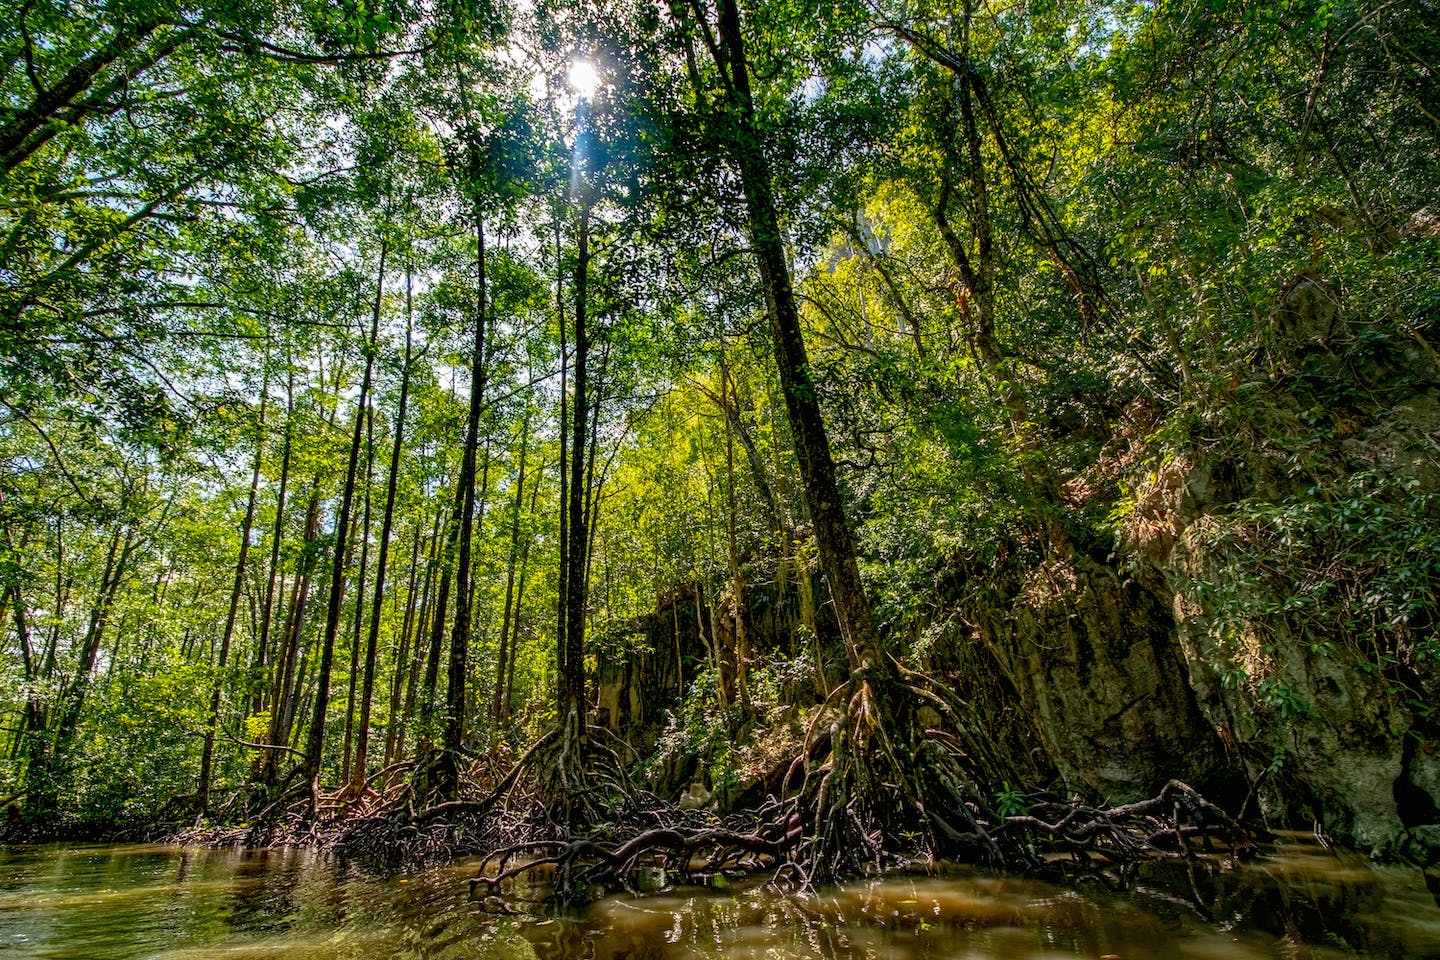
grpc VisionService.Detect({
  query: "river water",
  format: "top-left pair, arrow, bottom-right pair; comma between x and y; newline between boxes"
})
0,840 -> 1436,959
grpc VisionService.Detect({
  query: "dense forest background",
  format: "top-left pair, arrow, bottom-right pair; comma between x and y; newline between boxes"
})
2,0 -> 1438,863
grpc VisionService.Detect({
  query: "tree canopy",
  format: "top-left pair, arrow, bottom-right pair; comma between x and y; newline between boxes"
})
2,0 -> 1437,871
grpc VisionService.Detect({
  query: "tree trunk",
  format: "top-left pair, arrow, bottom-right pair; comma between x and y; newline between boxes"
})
304,240 -> 387,802
8,583 -> 45,770
493,402 -> 531,724
558,193 -> 592,815
252,369 -> 295,715
555,211 -> 571,737
340,405 -> 375,786
199,367 -> 269,814
721,362 -> 751,713
684,0 -> 1005,877
709,0 -> 882,674
502,457 -> 545,725
396,502 -> 444,765
260,486 -> 318,785
434,200 -> 489,799
27,521 -> 134,821
355,277 -> 414,790
383,518 -> 419,769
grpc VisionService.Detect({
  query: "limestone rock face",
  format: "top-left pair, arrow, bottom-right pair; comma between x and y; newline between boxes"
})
1270,272 -> 1345,355
1126,323 -> 1440,854
949,305 -> 1439,853
962,556 -> 1232,803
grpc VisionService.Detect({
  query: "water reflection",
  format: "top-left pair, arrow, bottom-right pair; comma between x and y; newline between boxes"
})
0,841 -> 1433,959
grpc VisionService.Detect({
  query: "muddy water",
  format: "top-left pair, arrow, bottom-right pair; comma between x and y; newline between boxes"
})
0,841 -> 1435,959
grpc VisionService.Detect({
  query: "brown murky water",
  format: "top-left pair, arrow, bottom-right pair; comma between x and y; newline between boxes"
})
0,840 -> 1436,958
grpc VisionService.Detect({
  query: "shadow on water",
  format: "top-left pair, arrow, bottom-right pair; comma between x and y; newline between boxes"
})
0,838 -> 1434,959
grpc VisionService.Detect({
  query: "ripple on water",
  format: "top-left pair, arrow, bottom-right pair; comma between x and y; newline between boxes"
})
0,843 -> 1435,959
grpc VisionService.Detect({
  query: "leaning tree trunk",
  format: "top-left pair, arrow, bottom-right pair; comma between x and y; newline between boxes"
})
252,370 -> 294,716
692,0 -> 1000,879
709,0 -> 881,678
259,486 -> 318,785
7,575 -> 49,792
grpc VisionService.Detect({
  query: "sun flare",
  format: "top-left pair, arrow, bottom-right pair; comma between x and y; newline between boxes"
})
568,59 -> 600,99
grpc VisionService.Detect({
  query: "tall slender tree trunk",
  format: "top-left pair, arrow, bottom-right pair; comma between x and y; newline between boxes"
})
503,458 -> 544,724
261,486 -> 319,784
340,406 -> 376,786
389,506 -> 436,766
721,362 -> 751,713
580,338 -> 611,610
199,368 -> 270,814
289,646 -> 313,751
2,524 -> 39,762
493,403 -> 531,724
253,369 -> 295,714
28,521 -> 134,821
304,240 -> 387,803
554,211 -> 570,738
677,0 -> 998,880
354,291 -> 414,790
383,519 -> 419,769
421,549 -> 453,737
436,200 -> 489,799
258,354 -> 345,786
557,192 -> 592,814
8,583 -> 44,767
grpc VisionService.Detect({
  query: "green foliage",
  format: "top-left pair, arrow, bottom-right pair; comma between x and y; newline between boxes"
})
1189,470 -> 1440,675
995,782 -> 1028,819
645,667 -> 740,788
73,665 -> 210,829
2,0 -> 1438,832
